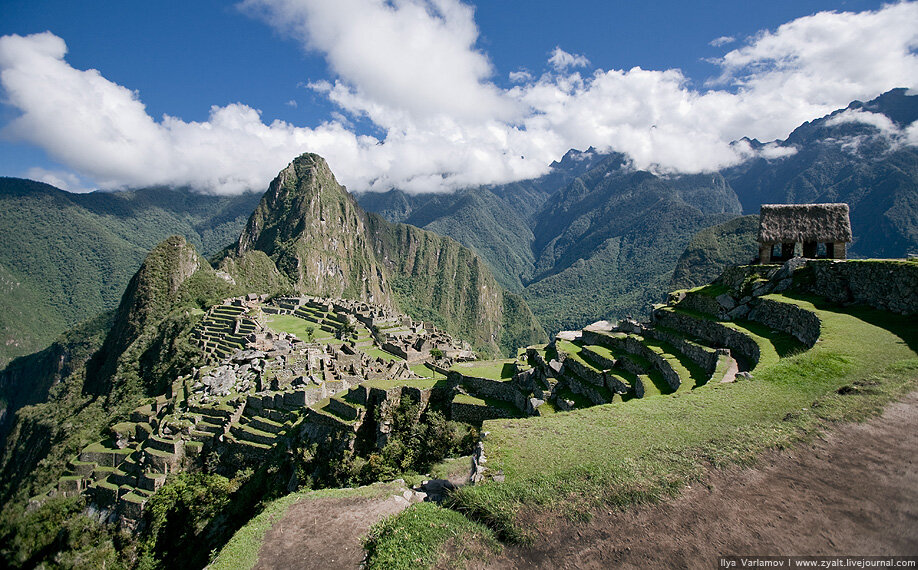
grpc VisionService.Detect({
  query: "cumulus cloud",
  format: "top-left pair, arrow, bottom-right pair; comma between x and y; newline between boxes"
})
709,35 -> 735,47
1,1 -> 917,194
547,47 -> 590,71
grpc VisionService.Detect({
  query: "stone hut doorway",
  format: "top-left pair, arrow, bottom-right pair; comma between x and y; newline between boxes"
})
757,203 -> 852,264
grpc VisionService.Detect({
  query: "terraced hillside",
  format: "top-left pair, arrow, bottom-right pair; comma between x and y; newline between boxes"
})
49,294 -> 482,523
352,258 -> 918,567
438,261 -> 814,423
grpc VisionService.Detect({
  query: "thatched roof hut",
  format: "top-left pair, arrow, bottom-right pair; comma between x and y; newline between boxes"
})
758,203 -> 852,243
757,203 -> 852,262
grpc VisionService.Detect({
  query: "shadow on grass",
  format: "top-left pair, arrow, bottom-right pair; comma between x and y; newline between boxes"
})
782,293 -> 918,355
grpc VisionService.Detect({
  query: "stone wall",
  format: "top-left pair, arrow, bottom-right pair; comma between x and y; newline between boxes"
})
450,400 -> 518,424
748,297 -> 821,347
448,371 -> 528,411
652,309 -> 761,366
618,319 -> 722,375
581,330 -> 681,391
800,260 -> 918,315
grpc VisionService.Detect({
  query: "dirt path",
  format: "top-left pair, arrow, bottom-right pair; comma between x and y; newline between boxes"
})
253,493 -> 412,570
486,391 -> 918,569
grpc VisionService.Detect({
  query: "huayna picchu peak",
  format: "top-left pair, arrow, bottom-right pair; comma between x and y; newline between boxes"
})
233,154 -> 392,306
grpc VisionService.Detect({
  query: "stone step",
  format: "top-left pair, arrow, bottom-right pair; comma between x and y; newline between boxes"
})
652,307 -> 762,368
144,434 -> 183,454
643,325 -> 723,376
107,469 -> 137,488
119,491 -> 148,520
68,459 -> 97,477
224,434 -> 273,459
580,330 -> 682,391
189,429 -> 216,443
230,424 -> 278,447
138,472 -> 167,492
143,447 -> 181,474
195,420 -> 226,434
92,480 -> 120,508
325,397 -> 363,422
244,415 -> 286,434
560,368 -> 615,406
78,441 -> 134,468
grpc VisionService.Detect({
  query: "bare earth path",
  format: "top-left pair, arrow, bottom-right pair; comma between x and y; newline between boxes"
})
253,493 -> 411,570
484,391 -> 918,569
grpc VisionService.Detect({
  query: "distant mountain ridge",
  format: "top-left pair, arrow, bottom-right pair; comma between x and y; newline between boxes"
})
0,180 -> 262,366
358,88 -> 918,332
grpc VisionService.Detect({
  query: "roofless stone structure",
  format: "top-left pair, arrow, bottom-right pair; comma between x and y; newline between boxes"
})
757,203 -> 852,264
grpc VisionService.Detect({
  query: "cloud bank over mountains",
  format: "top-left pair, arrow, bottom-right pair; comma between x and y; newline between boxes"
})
1,0 -> 917,194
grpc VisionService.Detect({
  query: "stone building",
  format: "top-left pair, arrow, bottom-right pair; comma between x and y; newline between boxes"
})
757,203 -> 852,264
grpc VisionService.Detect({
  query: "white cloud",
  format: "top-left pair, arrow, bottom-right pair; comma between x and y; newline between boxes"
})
1,2 -> 917,194
509,69 -> 533,83
285,99 -> 297,108
25,167 -> 89,192
240,0 -> 517,124
547,47 -> 590,71
825,109 -> 899,134
758,142 -> 798,160
709,35 -> 735,47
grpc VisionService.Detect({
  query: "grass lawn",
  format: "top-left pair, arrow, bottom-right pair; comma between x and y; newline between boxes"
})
363,346 -> 404,362
410,363 -> 445,379
448,295 -> 918,541
363,377 -> 447,391
364,502 -> 500,570
266,314 -> 333,342
364,294 -> 917,565
451,359 -> 517,381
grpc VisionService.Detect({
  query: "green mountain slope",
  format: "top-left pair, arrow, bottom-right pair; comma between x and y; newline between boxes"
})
360,152 -> 743,334
233,155 -> 391,305
670,215 -> 760,290
0,179 -> 261,366
221,154 -> 546,356
725,88 -> 918,258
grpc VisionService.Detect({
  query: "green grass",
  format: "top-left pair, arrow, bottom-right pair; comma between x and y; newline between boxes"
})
363,346 -> 404,362
265,314 -> 333,342
441,295 -> 918,542
409,363 -> 445,379
211,481 -> 408,570
451,359 -> 516,381
429,455 -> 472,481
364,502 -> 500,570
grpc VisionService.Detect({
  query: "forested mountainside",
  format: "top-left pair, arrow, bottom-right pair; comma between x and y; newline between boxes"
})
0,180 -> 262,366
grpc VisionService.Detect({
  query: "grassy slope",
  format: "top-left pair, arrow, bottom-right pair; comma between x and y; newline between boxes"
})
365,294 -> 917,564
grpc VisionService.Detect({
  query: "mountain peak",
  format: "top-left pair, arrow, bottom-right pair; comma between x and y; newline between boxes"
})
848,87 -> 918,128
233,153 -> 392,305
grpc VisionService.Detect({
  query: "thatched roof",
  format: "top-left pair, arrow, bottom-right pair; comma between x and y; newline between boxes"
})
758,203 -> 852,243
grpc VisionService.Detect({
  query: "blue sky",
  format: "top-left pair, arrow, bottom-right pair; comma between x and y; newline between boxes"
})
0,0 -> 915,193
